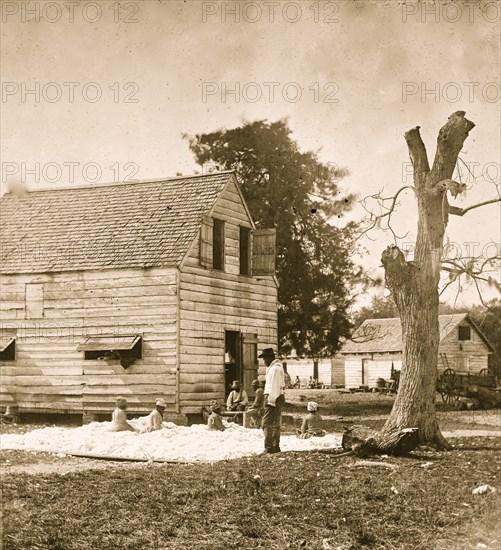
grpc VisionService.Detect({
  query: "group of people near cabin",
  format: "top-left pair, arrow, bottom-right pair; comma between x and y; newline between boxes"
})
207,377 -> 265,430
110,347 -> 325,453
208,348 -> 326,452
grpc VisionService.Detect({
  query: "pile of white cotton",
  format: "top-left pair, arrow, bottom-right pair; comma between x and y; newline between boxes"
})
1,419 -> 342,462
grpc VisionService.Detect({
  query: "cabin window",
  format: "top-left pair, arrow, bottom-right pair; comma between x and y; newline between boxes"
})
212,218 -> 225,271
0,338 -> 16,361
77,335 -> 142,368
458,325 -> 471,341
200,215 -> 214,269
239,226 -> 251,275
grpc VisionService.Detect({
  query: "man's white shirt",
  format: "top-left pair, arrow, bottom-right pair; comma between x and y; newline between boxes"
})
264,359 -> 285,406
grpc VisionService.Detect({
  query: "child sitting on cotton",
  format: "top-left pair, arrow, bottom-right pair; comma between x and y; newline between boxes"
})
145,398 -> 167,431
297,401 -> 326,439
207,401 -> 226,432
110,397 -> 136,432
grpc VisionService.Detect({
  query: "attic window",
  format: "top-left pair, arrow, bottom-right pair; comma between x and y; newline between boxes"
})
0,338 -> 16,361
77,335 -> 142,368
212,218 -> 225,271
458,325 -> 471,341
239,226 -> 251,275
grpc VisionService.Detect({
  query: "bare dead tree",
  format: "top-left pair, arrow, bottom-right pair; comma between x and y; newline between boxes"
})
349,323 -> 387,343
358,112 -> 500,449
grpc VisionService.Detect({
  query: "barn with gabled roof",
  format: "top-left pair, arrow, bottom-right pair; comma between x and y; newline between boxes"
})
340,314 -> 493,389
0,171 -> 278,421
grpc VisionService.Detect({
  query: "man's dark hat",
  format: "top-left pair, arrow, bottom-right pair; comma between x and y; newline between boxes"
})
258,347 -> 276,358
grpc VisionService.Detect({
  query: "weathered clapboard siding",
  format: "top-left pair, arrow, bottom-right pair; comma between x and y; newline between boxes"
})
0,267 -> 178,414
344,320 -> 490,387
178,179 -> 278,414
364,356 -> 401,387
343,354 -> 402,388
437,321 -> 489,373
344,356 -> 363,388
331,355 -> 345,386
1,172 -> 279,419
342,315 -> 492,388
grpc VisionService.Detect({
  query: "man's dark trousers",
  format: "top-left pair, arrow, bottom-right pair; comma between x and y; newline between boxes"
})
262,394 -> 285,452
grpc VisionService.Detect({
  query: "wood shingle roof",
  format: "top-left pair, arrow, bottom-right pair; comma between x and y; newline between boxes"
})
0,171 -> 234,274
340,314 -> 481,354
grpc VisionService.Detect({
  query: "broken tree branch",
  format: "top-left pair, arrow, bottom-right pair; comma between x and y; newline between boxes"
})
448,197 -> 501,216
432,111 -> 476,182
404,126 -> 430,180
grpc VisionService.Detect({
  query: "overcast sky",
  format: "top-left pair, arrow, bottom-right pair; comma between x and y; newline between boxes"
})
1,0 -> 500,306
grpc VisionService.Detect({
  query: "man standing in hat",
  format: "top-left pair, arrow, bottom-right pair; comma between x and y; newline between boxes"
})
146,398 -> 167,431
260,348 -> 285,453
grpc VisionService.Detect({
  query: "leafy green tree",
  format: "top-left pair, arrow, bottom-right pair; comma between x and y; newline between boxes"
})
186,119 -> 362,357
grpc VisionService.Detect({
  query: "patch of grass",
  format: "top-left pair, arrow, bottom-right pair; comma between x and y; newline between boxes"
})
2,438 -> 500,550
284,390 -> 396,417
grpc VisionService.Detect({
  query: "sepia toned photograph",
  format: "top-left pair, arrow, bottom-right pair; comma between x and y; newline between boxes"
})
0,1 -> 500,548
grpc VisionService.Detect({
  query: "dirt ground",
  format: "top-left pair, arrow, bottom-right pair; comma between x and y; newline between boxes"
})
1,393 -> 500,550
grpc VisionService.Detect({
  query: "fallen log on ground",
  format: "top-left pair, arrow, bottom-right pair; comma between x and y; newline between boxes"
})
66,451 -> 213,464
342,425 -> 419,457
466,385 -> 501,409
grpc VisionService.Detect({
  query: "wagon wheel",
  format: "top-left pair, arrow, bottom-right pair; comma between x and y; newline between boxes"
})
439,368 -> 459,405
479,368 -> 491,376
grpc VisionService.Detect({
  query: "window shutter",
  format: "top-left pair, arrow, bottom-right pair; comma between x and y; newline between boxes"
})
200,215 -> 213,269
252,228 -> 276,276
241,333 -> 258,397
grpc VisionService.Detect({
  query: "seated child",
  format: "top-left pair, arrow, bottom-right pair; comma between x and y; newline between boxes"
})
207,401 -> 226,432
245,379 -> 265,428
145,398 -> 167,431
110,397 -> 136,432
297,401 -> 326,439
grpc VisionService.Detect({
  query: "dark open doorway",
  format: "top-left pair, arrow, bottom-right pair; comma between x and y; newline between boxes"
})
225,331 -> 241,398
224,331 -> 259,398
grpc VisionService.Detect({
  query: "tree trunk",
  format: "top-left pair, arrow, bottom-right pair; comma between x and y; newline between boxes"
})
342,425 -> 419,456
381,112 -> 475,449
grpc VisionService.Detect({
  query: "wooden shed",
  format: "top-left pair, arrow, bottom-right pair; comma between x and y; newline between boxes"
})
340,314 -> 493,389
0,171 -> 278,420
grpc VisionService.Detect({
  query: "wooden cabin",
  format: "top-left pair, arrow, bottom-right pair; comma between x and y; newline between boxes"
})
0,171 -> 278,421
340,314 -> 493,389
